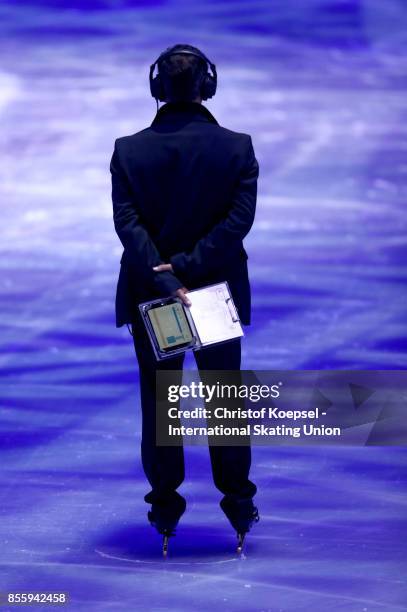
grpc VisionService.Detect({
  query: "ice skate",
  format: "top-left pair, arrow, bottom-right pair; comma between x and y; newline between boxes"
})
148,510 -> 178,557
236,532 -> 245,554
162,529 -> 174,558
236,507 -> 259,554
147,496 -> 186,557
220,498 -> 260,554
162,533 -> 169,557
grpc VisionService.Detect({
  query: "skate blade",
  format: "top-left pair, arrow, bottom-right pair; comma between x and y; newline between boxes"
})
163,535 -> 169,558
237,533 -> 245,554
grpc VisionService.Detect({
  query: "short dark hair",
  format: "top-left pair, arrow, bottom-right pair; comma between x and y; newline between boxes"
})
158,44 -> 207,102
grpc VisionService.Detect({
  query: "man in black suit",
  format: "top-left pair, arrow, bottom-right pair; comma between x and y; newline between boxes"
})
110,44 -> 259,546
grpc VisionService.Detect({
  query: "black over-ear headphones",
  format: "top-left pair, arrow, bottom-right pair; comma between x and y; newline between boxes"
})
149,45 -> 217,102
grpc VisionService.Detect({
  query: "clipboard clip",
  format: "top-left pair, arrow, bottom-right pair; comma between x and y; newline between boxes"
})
225,297 -> 240,323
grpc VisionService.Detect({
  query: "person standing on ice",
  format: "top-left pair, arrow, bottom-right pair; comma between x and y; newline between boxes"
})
110,43 -> 259,555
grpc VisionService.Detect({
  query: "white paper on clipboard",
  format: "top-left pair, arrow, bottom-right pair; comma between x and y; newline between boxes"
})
187,282 -> 244,346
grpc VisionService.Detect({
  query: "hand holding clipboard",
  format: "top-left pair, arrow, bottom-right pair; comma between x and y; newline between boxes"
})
139,282 -> 243,360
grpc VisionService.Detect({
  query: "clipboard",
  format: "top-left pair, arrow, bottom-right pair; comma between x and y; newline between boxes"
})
138,281 -> 244,360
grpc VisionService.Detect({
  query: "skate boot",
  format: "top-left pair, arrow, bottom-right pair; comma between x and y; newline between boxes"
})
147,496 -> 186,558
220,498 -> 260,554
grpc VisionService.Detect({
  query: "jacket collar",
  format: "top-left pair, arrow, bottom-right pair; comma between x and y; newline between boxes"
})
151,101 -> 219,126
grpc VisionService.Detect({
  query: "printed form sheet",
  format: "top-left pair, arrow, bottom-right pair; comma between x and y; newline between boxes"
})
187,282 -> 244,346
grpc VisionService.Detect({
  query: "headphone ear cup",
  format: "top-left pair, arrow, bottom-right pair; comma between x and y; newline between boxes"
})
150,73 -> 158,98
151,73 -> 166,102
201,75 -> 216,100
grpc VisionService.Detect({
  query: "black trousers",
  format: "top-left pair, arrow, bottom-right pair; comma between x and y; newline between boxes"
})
131,309 -> 257,508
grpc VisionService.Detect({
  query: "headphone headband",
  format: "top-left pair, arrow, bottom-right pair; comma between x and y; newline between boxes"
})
149,45 -> 217,102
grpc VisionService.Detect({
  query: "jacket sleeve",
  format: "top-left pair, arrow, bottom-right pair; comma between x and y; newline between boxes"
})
110,138 -> 184,296
169,135 -> 259,280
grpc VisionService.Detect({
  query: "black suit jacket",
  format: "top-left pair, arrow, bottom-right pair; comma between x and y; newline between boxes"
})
110,100 -> 259,328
